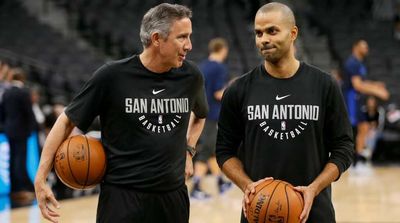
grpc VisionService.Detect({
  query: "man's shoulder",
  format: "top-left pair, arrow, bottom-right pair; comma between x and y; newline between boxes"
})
91,55 -> 137,78
236,65 -> 262,83
103,55 -> 137,69
344,55 -> 361,67
302,62 -> 332,79
225,66 -> 261,93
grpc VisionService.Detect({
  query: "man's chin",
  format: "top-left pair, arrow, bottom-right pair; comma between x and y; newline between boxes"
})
174,61 -> 184,68
263,55 -> 280,64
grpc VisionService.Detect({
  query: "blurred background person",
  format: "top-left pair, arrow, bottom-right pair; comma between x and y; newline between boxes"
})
343,39 -> 390,166
0,68 -> 35,203
191,38 -> 232,200
363,96 -> 382,160
30,85 -> 46,150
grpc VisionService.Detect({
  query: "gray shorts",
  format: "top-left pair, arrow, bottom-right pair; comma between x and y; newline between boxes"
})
196,120 -> 218,162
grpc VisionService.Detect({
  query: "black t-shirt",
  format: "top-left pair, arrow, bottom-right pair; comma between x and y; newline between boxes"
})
65,55 -> 208,192
216,62 -> 353,222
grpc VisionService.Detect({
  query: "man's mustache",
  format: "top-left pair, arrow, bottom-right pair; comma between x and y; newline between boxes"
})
260,44 -> 275,50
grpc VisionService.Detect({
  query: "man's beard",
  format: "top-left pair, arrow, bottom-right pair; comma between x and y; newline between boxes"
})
263,53 -> 281,63
261,50 -> 283,64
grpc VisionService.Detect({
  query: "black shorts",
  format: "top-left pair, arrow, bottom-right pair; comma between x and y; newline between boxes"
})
196,120 -> 218,162
96,183 -> 190,223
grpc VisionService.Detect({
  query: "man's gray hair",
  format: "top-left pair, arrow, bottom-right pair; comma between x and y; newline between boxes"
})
140,3 -> 192,48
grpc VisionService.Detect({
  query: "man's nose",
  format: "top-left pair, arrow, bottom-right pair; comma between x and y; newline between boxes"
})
184,38 -> 192,51
260,34 -> 271,45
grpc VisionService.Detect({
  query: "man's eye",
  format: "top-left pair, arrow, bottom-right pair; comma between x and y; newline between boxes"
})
255,31 -> 263,37
268,29 -> 278,35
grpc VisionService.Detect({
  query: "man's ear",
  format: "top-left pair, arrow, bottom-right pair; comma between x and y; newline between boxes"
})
151,32 -> 161,47
291,26 -> 298,41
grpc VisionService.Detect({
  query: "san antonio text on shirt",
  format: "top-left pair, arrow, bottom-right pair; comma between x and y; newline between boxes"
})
247,104 -> 320,141
125,97 -> 189,134
125,98 -> 189,114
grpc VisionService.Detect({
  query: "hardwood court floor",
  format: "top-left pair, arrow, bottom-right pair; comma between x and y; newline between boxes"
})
5,164 -> 400,223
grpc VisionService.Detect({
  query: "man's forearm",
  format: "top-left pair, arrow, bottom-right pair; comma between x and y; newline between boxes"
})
35,112 -> 75,185
356,82 -> 389,99
308,162 -> 339,195
221,157 -> 252,192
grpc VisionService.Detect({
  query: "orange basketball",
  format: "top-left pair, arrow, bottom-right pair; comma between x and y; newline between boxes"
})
246,179 -> 304,223
54,135 -> 106,190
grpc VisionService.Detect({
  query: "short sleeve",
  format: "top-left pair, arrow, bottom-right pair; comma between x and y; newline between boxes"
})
192,73 -> 208,118
65,64 -> 109,131
345,59 -> 361,78
213,65 -> 228,92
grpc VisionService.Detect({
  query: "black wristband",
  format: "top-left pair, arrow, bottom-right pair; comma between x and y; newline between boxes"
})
186,145 -> 196,157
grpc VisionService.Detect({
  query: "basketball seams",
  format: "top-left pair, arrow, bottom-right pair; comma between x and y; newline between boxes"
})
254,179 -> 274,196
55,135 -> 106,190
66,136 -> 81,189
54,143 -> 64,185
294,188 -> 304,208
284,185 -> 290,223
248,179 -> 274,219
83,135 -> 91,189
262,181 -> 281,223
247,180 -> 303,223
88,141 -> 106,186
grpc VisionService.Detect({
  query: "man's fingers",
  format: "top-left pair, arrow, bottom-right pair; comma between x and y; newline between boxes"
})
46,206 -> 60,217
293,186 -> 304,192
252,177 -> 273,191
244,190 -> 250,204
49,195 -> 60,209
48,211 -> 60,217
262,177 -> 273,181
38,193 -> 60,223
300,200 -> 311,219
242,198 -> 247,218
42,209 -> 59,223
300,196 -> 312,222
300,210 -> 309,223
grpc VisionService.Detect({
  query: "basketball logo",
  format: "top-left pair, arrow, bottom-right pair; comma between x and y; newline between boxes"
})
281,121 -> 286,131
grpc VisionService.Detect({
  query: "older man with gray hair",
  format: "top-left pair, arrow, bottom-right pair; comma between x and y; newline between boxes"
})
35,3 -> 207,223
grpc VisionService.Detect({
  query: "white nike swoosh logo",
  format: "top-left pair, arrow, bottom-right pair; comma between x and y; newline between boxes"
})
276,94 -> 291,100
152,89 -> 165,95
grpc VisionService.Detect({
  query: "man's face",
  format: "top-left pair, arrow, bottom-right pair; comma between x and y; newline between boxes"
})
220,47 -> 229,61
159,18 -> 192,68
254,11 -> 296,63
357,41 -> 369,58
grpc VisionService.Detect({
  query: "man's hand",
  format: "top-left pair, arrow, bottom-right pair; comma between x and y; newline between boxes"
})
294,185 -> 318,223
242,177 -> 273,218
35,181 -> 60,223
185,152 -> 194,180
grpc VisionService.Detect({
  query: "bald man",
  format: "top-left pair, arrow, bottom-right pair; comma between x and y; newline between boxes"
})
216,2 -> 353,223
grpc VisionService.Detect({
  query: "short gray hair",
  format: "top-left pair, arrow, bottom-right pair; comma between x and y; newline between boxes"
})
140,3 -> 192,48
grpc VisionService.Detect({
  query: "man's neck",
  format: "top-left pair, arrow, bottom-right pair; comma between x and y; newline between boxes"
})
11,80 -> 24,88
264,56 -> 300,79
139,49 -> 171,73
353,52 -> 364,61
208,53 -> 224,63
